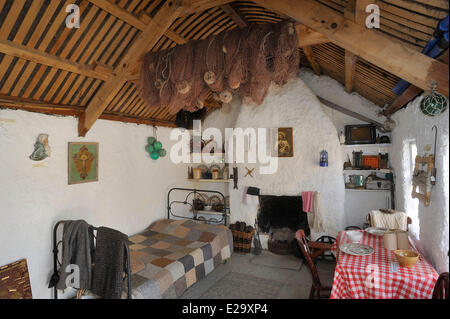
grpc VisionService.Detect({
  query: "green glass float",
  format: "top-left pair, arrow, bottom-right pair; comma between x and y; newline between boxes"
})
158,149 -> 167,158
145,131 -> 165,160
145,144 -> 154,153
150,151 -> 159,160
154,141 -> 163,151
420,81 -> 448,117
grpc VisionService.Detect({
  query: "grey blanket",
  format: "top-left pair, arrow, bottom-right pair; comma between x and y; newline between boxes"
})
56,220 -> 94,290
91,227 -> 128,299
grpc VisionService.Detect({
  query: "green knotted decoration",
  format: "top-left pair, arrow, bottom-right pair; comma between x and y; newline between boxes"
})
145,126 -> 165,160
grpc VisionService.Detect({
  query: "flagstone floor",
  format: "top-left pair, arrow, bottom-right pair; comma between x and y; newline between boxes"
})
179,251 -> 336,299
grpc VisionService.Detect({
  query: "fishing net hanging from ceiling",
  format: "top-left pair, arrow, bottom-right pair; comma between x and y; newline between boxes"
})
139,20 -> 299,115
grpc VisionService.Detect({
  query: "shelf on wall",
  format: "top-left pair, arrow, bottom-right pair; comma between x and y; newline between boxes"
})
343,169 -> 392,173
341,143 -> 392,148
187,179 -> 231,183
193,210 -> 230,216
345,188 -> 391,192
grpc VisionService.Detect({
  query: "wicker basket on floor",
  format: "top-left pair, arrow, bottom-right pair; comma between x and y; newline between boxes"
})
231,229 -> 254,254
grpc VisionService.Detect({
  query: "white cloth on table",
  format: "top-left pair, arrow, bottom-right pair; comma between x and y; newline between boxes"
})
369,210 -> 408,231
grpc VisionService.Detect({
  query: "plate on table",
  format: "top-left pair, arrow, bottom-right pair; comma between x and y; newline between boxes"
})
339,243 -> 374,256
365,227 -> 389,236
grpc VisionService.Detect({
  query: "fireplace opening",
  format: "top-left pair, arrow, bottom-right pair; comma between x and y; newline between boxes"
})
257,195 -> 310,258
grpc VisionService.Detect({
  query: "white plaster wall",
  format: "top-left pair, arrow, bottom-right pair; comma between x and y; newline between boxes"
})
224,77 -> 346,239
0,109 -> 192,299
299,68 -> 385,134
390,96 -> 449,273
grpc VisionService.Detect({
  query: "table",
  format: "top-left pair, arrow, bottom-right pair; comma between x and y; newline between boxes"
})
330,230 -> 438,299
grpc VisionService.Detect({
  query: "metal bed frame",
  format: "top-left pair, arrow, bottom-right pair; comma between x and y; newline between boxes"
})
167,187 -> 228,226
52,221 -> 132,299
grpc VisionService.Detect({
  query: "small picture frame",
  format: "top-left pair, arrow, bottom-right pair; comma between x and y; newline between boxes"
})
270,127 -> 294,157
68,142 -> 99,184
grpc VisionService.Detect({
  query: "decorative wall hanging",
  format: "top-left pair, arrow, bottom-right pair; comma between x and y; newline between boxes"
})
68,142 -> 98,185
270,127 -> 293,157
411,154 -> 434,206
29,133 -> 51,161
245,167 -> 255,178
140,20 -> 299,114
420,80 -> 448,116
145,126 -> 166,160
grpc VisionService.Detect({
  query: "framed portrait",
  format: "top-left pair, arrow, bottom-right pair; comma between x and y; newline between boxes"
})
270,128 -> 293,157
68,142 -> 98,184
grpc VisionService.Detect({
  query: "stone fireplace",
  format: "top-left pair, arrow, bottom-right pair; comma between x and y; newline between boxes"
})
257,195 -> 310,257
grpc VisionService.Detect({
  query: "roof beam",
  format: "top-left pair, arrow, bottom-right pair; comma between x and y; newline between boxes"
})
0,39 -> 111,81
181,0 -> 235,17
78,0 -> 184,136
302,46 -> 321,75
343,0 -> 371,93
0,94 -> 176,128
253,0 -> 449,97
86,0 -> 187,44
384,50 -> 449,116
295,24 -> 329,47
220,3 -> 248,28
345,50 -> 357,93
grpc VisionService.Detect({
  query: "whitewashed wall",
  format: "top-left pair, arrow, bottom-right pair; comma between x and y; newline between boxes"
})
391,96 -> 449,273
0,109 -> 192,298
217,77 -> 347,239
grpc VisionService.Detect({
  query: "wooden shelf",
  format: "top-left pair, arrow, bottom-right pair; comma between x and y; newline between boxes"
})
188,179 -> 230,183
341,143 -> 392,148
193,210 -> 230,216
345,188 -> 391,192
343,169 -> 392,173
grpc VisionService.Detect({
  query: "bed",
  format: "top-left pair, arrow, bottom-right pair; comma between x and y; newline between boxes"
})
127,218 -> 233,298
126,188 -> 233,299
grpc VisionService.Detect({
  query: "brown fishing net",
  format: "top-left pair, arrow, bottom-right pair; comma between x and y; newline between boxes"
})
139,20 -> 299,114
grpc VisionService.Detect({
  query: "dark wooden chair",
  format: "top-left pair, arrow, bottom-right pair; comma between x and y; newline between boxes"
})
316,235 -> 336,260
432,272 -> 449,299
295,229 -> 333,299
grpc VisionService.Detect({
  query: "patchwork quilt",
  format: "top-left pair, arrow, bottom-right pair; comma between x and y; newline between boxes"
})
126,219 -> 233,299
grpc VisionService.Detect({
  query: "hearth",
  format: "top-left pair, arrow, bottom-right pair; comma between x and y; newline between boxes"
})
257,195 -> 310,257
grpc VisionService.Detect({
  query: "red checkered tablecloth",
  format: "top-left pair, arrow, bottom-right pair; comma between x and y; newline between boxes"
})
330,230 -> 438,299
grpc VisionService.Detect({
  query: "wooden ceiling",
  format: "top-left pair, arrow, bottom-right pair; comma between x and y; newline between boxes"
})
0,0 -> 448,135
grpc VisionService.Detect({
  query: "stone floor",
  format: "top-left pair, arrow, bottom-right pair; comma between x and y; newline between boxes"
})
179,250 -> 336,299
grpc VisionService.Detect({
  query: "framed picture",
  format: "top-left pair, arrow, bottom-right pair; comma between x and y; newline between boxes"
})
68,142 -> 98,184
270,127 -> 293,157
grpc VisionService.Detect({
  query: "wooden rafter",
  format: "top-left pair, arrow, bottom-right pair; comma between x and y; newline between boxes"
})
253,0 -> 449,97
221,3 -> 248,28
0,39 -> 112,81
0,94 -> 177,128
78,0 -> 184,137
303,46 -> 321,76
295,24 -> 329,47
343,0 -> 370,93
86,0 -> 187,45
344,50 -> 357,93
384,50 -> 449,116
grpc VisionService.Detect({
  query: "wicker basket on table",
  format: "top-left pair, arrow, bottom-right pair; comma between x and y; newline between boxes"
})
229,222 -> 254,254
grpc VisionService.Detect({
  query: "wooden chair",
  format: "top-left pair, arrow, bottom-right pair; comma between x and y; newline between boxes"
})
295,229 -> 333,299
366,213 -> 412,230
432,272 -> 449,299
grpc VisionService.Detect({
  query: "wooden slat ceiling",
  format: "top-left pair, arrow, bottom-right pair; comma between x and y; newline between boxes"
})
0,0 -> 448,127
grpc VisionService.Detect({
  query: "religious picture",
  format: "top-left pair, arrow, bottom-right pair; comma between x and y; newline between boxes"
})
270,128 -> 293,157
68,142 -> 98,184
